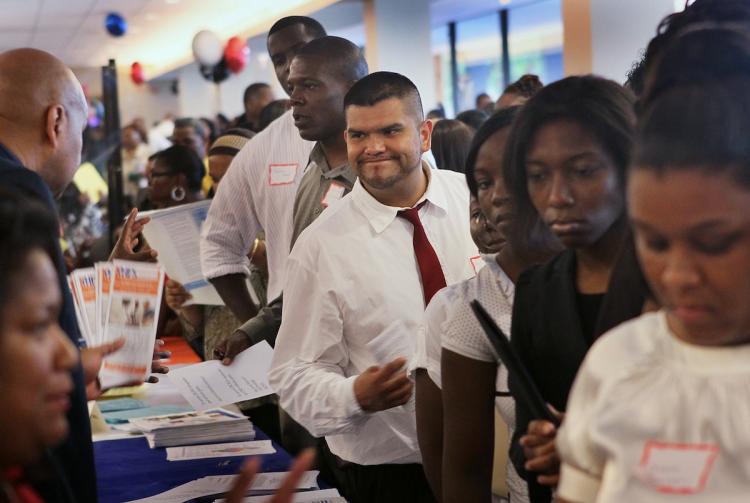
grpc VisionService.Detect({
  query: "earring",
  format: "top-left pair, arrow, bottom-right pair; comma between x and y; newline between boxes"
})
170,186 -> 186,202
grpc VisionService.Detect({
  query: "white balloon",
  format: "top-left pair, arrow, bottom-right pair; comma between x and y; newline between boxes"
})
192,30 -> 223,66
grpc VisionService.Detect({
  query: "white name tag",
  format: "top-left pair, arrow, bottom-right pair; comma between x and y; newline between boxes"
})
637,441 -> 719,494
321,181 -> 346,208
268,163 -> 298,186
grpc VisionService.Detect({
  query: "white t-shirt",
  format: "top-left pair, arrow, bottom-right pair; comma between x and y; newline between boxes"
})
411,254 -> 528,503
557,310 -> 750,503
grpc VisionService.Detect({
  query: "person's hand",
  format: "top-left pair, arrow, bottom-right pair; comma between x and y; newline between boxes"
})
165,279 -> 191,312
215,330 -> 253,365
165,279 -> 203,326
520,408 -> 565,487
225,449 -> 316,503
81,338 -> 126,399
148,339 -> 170,383
109,208 -> 157,262
353,357 -> 413,412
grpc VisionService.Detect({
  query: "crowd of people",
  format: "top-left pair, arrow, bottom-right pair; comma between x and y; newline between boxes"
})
2,1 -> 750,502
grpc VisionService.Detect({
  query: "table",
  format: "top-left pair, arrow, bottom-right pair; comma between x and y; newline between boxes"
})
93,340 -> 298,503
94,429 -> 292,502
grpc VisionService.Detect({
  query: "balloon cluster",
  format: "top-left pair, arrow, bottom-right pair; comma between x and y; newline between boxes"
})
192,31 -> 249,83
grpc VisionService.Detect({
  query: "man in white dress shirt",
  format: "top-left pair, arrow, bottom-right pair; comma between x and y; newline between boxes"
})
269,72 -> 478,502
200,16 -> 326,323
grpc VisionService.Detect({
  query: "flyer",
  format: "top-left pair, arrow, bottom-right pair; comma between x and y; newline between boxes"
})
99,260 -> 165,389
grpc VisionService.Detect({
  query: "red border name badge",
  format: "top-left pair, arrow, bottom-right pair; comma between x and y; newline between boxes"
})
321,181 -> 346,208
469,255 -> 482,275
268,163 -> 298,186
637,441 -> 719,494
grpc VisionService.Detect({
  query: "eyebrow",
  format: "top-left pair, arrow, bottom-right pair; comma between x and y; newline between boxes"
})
631,217 -> 733,234
347,122 -> 404,134
526,151 -> 601,165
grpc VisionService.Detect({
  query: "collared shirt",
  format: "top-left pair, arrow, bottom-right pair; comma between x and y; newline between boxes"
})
200,111 -> 314,301
269,166 -> 479,466
291,142 -> 357,248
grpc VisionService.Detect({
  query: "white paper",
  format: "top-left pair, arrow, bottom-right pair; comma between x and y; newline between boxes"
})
96,262 -> 114,346
125,471 -> 319,503
366,321 -> 414,366
166,440 -> 275,461
139,200 -> 223,306
71,267 -> 97,345
167,341 -> 274,410
100,260 -> 165,389
637,442 -> 719,492
227,488 -> 342,503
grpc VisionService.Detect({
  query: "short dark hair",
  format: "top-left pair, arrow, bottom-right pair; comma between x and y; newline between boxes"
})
636,25 -> 750,187
243,83 -> 271,104
504,75 -> 635,253
344,71 -> 423,121
455,109 -> 489,131
503,74 -> 544,99
259,99 -> 291,130
464,107 -> 519,196
268,16 -> 326,39
173,117 -> 207,140
0,188 -> 58,321
475,92 -> 490,106
152,145 -> 205,192
430,120 -> 474,173
293,36 -> 368,83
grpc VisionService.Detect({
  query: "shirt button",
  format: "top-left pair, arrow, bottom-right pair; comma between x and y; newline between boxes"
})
314,208 -> 321,215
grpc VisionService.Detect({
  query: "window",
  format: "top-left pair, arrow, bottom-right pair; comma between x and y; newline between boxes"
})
455,13 -> 503,114
507,0 -> 563,86
431,25 -> 453,117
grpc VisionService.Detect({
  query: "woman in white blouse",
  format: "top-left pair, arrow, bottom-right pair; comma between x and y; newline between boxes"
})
557,27 -> 750,503
412,107 -> 558,502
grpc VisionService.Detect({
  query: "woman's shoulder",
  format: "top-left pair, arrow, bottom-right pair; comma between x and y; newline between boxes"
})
584,311 -> 664,375
515,250 -> 574,302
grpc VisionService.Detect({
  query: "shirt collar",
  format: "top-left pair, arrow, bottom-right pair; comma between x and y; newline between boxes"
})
306,142 -> 357,186
0,141 -> 22,166
352,161 -> 450,234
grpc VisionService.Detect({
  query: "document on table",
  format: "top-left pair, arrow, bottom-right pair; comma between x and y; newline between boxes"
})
166,440 -> 275,461
167,341 -> 274,410
139,200 -> 224,306
124,471 -> 319,503
222,488 -> 344,503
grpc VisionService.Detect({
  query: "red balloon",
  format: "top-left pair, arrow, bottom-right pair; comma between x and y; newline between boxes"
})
130,62 -> 145,85
224,36 -> 249,74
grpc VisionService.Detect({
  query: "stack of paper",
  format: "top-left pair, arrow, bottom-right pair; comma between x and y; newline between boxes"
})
68,260 -> 166,388
125,470 -> 321,503
166,440 -> 276,461
129,408 -> 255,448
228,489 -> 346,503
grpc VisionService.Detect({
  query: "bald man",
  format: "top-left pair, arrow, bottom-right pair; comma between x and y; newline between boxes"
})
0,48 -> 96,502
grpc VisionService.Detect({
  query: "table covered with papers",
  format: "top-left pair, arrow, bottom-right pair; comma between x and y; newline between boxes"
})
93,356 -> 340,502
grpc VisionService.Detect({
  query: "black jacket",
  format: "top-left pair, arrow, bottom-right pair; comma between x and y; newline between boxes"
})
0,143 -> 96,503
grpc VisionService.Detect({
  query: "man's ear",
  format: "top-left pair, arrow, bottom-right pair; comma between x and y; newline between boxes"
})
419,118 -> 433,153
44,104 -> 65,148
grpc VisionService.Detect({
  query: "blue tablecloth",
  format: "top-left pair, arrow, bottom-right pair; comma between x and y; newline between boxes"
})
94,428 -> 293,503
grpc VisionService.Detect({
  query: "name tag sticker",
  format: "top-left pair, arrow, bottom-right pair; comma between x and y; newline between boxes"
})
321,182 -> 346,208
469,255 -> 482,275
268,163 -> 298,186
637,441 -> 719,494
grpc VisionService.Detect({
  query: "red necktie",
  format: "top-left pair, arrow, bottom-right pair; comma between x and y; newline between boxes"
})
398,202 -> 447,305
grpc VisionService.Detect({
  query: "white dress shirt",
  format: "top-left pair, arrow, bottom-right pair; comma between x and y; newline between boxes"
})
200,111 -> 314,301
557,311 -> 750,503
269,166 -> 478,465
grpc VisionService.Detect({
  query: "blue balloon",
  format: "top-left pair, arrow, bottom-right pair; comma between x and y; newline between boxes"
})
105,12 -> 127,37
